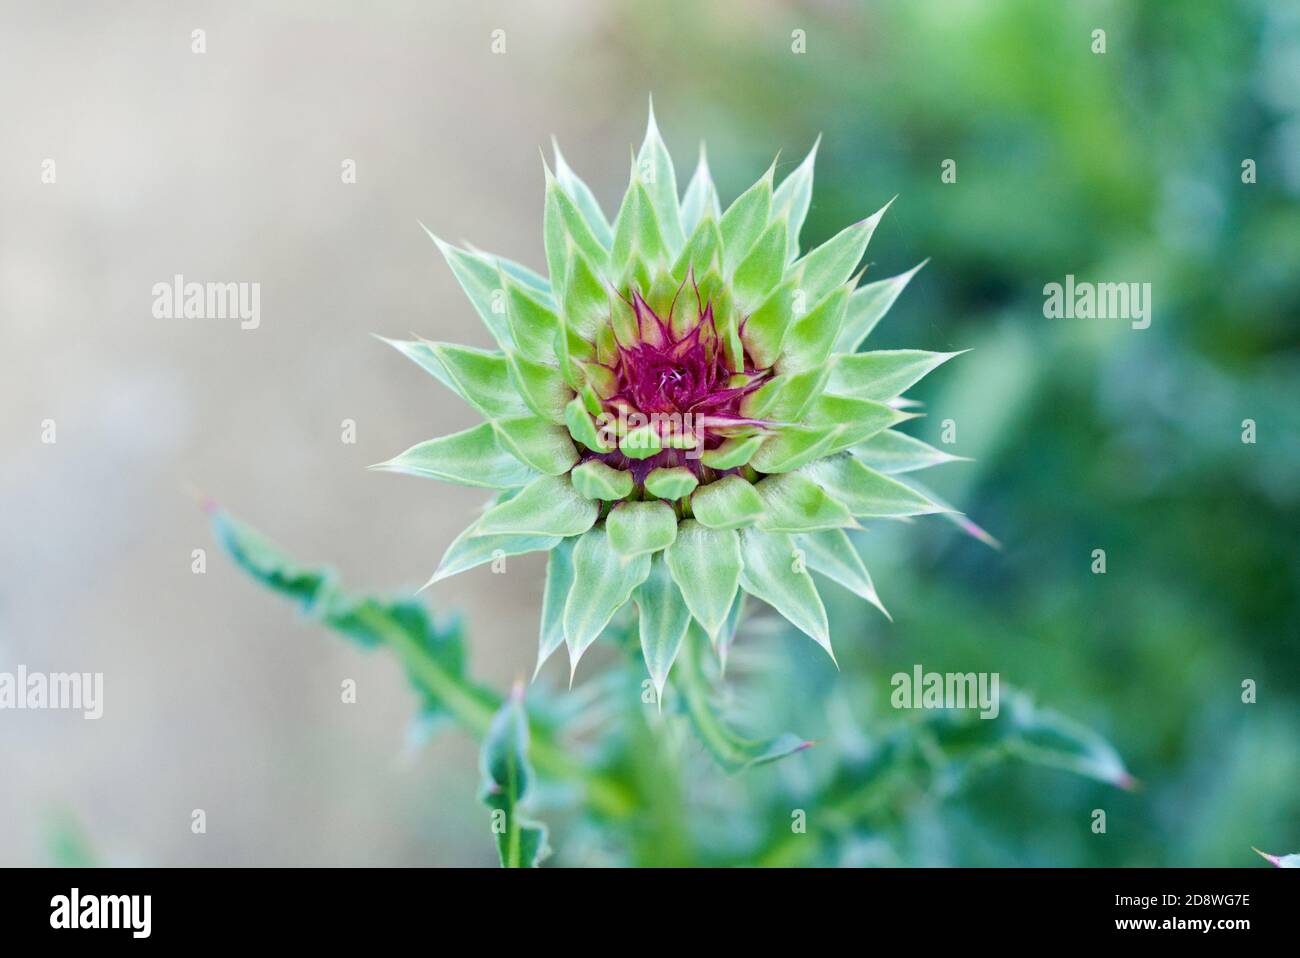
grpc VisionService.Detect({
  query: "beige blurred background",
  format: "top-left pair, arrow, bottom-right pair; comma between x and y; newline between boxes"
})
0,0 -> 711,866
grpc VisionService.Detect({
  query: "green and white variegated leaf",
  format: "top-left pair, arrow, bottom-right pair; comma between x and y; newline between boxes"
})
564,527 -> 653,674
754,471 -> 857,533
478,687 -> 550,868
551,138 -> 613,248
678,144 -> 721,237
664,520 -> 742,639
635,552 -> 692,704
797,528 -> 890,620
637,100 -> 686,253
827,349 -> 961,402
770,136 -> 819,263
738,528 -> 832,661
373,422 -> 538,490
421,227 -> 515,351
834,260 -> 927,354
474,475 -> 598,538
849,429 -> 968,474
804,454 -> 945,518
675,624 -> 811,773
534,537 -> 575,677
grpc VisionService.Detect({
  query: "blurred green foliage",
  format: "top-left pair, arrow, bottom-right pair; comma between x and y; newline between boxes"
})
595,0 -> 1300,864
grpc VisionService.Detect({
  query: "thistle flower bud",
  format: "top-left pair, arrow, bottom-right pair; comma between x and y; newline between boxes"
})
376,104 -> 969,689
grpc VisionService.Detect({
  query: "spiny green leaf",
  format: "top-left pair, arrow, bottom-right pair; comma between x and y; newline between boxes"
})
372,423 -> 539,490
804,393 -> 913,452
508,353 -> 571,424
690,475 -> 766,529
671,215 -> 722,282
535,538 -> 575,677
478,687 -> 550,868
678,144 -> 721,237
742,279 -> 798,368
797,528 -> 890,620
421,228 -> 514,350
428,516 -> 560,586
771,136 -> 819,262
738,528 -> 833,660
636,100 -> 686,253
804,454 -> 945,518
381,338 -> 527,420
834,260 -> 927,354
664,520 -> 742,639
210,508 -> 332,612
754,472 -> 856,533
793,199 -> 889,304
502,274 -> 563,363
611,178 -> 669,278
635,552 -> 692,703
777,285 -> 851,374
849,429 -> 969,474
719,162 -> 774,274
827,349 -> 962,402
748,424 -> 840,474
606,500 -> 678,557
731,217 -> 789,310
543,164 -> 608,295
564,528 -> 653,673
492,416 -> 579,475
551,138 -> 613,248
561,245 -> 613,341
474,474 -> 599,538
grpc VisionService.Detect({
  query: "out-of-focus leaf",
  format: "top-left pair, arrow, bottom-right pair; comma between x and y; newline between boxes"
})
674,626 -> 811,772
1253,848 -> 1300,868
210,507 -> 480,728
478,686 -> 550,868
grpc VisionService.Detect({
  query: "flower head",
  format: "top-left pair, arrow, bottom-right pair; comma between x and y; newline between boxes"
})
376,104 -> 968,693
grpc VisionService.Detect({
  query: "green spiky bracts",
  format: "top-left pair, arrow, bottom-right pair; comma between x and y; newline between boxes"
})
377,105 -> 968,694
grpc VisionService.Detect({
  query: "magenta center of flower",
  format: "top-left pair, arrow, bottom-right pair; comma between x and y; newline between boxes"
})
587,287 -> 773,484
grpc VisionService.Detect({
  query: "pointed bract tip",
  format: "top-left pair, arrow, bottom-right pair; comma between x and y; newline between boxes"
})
1252,847 -> 1282,866
797,739 -> 818,752
1116,771 -> 1140,792
418,221 -> 454,255
509,677 -> 526,703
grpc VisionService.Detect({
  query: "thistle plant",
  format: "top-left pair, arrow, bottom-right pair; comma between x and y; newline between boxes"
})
210,107 -> 1133,867
375,105 -> 966,694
